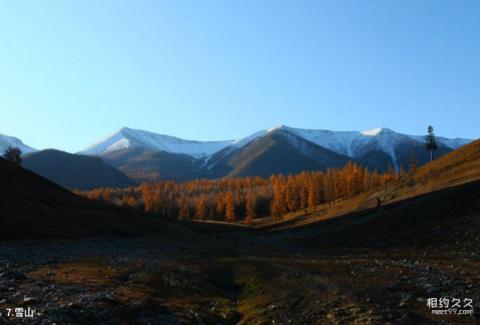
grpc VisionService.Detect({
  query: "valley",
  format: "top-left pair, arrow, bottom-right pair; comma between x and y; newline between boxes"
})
1,179 -> 478,324
0,139 -> 479,324
2,2 -> 478,323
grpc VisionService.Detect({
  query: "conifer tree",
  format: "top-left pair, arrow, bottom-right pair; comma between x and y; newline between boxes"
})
196,196 -> 207,220
245,191 -> 256,225
307,178 -> 320,208
2,146 -> 22,165
178,195 -> 190,220
225,191 -> 236,222
426,125 -> 438,162
215,193 -> 226,219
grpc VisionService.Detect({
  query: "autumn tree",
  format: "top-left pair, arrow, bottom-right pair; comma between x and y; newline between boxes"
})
286,176 -> 299,212
307,178 -> 320,208
299,180 -> 308,209
215,193 -> 226,219
178,195 -> 190,220
225,191 -> 236,222
245,191 -> 256,225
196,195 -> 207,220
78,162 -> 398,223
140,184 -> 156,212
271,176 -> 287,219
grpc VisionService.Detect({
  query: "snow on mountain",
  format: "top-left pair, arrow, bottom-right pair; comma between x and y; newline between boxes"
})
81,126 -> 472,169
80,127 -> 235,158
280,126 -> 469,153
0,133 -> 37,155
226,126 -> 472,170
361,128 -> 384,136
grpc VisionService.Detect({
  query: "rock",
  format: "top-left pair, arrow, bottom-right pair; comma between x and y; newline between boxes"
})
2,271 -> 27,280
399,292 -> 413,306
67,302 -> 82,309
326,313 -> 335,321
194,312 -> 206,325
223,310 -> 241,323
22,297 -> 38,305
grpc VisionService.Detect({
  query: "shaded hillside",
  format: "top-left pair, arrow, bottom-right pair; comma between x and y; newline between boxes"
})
393,139 -> 452,172
0,158 -> 186,239
23,149 -> 135,190
205,129 -> 353,178
102,148 -> 198,182
308,179 -> 480,248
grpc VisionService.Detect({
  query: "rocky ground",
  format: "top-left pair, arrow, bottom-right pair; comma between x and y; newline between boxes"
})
0,229 -> 478,324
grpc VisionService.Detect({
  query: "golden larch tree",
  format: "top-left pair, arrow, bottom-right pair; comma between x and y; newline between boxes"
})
245,191 -> 256,225
225,191 -> 236,222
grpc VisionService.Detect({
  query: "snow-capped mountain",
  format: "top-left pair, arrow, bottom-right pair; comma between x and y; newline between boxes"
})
80,127 -> 235,158
82,125 -> 470,161
0,133 -> 37,155
224,126 -> 471,170
241,125 -> 469,154
80,126 -> 472,182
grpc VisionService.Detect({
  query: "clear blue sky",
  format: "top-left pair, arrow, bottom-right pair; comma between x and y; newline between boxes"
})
1,1 -> 479,152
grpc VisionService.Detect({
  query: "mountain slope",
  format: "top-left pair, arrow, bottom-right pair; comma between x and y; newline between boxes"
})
80,127 -> 234,158
204,129 -> 353,178
80,126 -> 472,181
0,157 -> 187,239
102,148 -> 199,182
23,149 -> 136,190
0,133 -> 36,155
272,126 -> 468,171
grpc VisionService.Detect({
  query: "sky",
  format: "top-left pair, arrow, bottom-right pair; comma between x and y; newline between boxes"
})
0,1 -> 479,152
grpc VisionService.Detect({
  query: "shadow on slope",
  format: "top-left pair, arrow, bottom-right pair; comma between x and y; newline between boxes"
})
23,149 -> 136,190
282,180 -> 480,250
0,158 -> 188,240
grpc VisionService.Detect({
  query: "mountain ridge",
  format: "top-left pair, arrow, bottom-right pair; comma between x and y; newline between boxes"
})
75,125 -> 473,182
0,133 -> 37,155
2,126 -> 474,185
80,125 -> 471,162
80,127 -> 235,158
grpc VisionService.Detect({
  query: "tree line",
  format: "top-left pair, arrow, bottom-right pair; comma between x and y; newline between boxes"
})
77,161 -> 398,224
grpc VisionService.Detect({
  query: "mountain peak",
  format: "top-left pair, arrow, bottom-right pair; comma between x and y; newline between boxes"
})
80,128 -> 235,158
0,133 -> 37,155
119,126 -> 132,132
267,125 -> 288,132
361,127 -> 393,136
